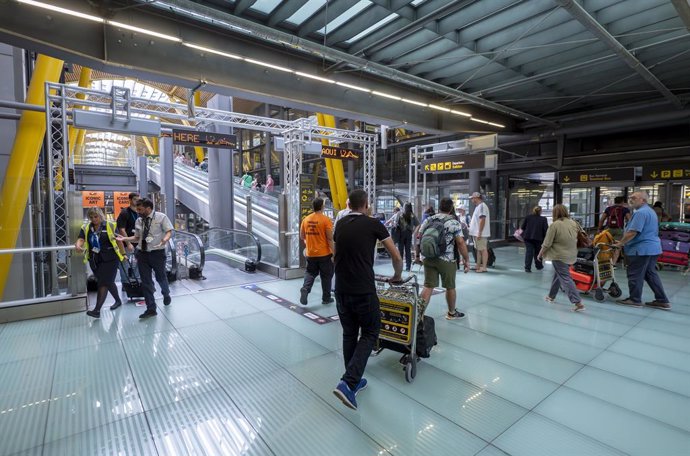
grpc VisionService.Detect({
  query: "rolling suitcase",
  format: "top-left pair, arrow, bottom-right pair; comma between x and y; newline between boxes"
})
661,240 -> 690,254
415,315 -> 437,359
119,261 -> 145,301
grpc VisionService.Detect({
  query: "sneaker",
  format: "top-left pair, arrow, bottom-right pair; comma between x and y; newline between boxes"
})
139,310 -> 158,319
300,289 -> 308,305
616,298 -> 643,308
322,297 -> 334,304
354,378 -> 368,396
645,300 -> 671,310
445,310 -> 465,320
110,301 -> 122,310
86,310 -> 100,318
163,295 -> 172,306
525,268 -> 532,273
333,380 -> 357,410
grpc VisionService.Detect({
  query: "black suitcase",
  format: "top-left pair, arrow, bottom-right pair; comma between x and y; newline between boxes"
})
119,261 -> 145,300
472,245 -> 496,267
416,315 -> 438,358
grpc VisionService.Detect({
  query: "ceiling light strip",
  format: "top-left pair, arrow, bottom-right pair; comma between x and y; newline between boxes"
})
108,20 -> 181,42
335,82 -> 371,93
245,58 -> 294,73
372,91 -> 401,100
183,43 -> 242,60
295,72 -> 335,83
16,0 -> 104,22
402,98 -> 428,107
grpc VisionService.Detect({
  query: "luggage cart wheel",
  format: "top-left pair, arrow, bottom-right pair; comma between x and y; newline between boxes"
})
594,288 -> 606,302
404,358 -> 417,383
608,282 -> 622,298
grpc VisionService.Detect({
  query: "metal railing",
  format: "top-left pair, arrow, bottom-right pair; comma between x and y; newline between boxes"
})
0,245 -> 85,307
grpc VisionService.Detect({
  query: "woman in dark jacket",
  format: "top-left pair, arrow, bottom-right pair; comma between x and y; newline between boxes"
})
75,207 -> 126,318
521,206 -> 549,272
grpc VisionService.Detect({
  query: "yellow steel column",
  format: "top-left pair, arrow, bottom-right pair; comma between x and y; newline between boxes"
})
316,113 -> 341,209
0,54 -> 64,297
323,114 -> 349,210
67,67 -> 92,155
193,92 -> 205,164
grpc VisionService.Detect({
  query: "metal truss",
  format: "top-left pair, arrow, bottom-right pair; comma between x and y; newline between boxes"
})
46,82 -> 378,268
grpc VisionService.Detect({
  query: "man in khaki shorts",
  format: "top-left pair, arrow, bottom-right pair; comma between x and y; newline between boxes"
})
469,192 -> 491,272
418,197 -> 470,320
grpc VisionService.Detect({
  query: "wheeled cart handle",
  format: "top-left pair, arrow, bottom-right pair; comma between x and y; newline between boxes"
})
375,274 -> 416,285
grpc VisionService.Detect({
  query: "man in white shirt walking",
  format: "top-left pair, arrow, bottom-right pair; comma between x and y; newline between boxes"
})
469,192 -> 491,272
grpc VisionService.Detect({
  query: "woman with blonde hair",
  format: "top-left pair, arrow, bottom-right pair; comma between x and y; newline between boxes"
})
75,207 -> 125,318
520,206 -> 549,272
538,204 -> 585,312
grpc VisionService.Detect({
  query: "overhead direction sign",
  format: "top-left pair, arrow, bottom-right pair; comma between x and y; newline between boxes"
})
642,165 -> 690,181
321,145 -> 361,161
421,154 -> 497,174
558,168 -> 635,184
172,129 -> 237,149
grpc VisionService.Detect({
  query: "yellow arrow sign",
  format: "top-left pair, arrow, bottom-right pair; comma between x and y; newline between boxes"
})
563,175 -> 570,182
651,171 -> 658,178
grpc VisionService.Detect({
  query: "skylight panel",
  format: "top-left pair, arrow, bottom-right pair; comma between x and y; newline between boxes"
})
286,0 -> 327,25
317,0 -> 371,34
345,13 -> 398,44
250,0 -> 283,15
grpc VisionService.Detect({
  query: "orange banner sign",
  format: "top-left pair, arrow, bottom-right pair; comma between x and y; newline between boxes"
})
113,192 -> 131,215
82,191 -> 105,208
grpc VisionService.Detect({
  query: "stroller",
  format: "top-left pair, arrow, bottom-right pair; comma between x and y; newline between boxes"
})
569,243 -> 623,302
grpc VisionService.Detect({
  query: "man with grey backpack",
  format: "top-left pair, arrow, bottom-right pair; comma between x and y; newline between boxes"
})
418,197 -> 471,320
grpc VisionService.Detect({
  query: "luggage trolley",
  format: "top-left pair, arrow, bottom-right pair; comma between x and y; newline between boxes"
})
570,243 -> 623,302
373,275 -> 422,383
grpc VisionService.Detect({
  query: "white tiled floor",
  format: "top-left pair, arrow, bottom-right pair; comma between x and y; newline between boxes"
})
1,245 -> 689,455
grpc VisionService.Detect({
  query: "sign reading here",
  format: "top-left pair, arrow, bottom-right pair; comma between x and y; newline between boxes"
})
558,168 -> 635,184
172,129 -> 237,149
321,145 -> 361,160
421,154 -> 496,174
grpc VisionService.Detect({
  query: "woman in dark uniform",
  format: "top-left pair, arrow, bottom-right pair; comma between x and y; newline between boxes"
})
75,207 -> 125,318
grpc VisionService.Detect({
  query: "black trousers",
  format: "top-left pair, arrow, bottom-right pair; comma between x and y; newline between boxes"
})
397,230 -> 413,270
625,255 -> 668,304
136,249 -> 170,312
301,255 -> 334,300
336,293 -> 381,389
524,239 -> 544,271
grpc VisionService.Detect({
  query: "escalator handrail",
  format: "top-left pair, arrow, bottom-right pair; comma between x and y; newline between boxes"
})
173,229 -> 206,272
201,227 -> 262,264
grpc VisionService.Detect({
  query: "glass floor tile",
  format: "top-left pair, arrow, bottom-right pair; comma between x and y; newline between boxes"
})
0,246 -> 688,455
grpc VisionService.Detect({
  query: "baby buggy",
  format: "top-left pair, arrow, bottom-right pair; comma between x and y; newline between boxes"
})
569,243 -> 623,302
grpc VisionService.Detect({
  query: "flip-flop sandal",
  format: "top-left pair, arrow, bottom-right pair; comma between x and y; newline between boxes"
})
573,303 -> 586,312
544,296 -> 555,303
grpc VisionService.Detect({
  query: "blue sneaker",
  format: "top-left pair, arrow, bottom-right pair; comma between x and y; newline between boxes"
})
333,380 -> 357,410
354,378 -> 367,396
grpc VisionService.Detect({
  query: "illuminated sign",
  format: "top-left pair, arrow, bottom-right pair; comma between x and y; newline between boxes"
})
421,154 -> 497,174
558,168 -> 634,184
113,192 -> 131,215
172,129 -> 237,149
299,174 -> 316,222
321,145 -> 361,161
81,191 -> 105,208
642,165 -> 690,181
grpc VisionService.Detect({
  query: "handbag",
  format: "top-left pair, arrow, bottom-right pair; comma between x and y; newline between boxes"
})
576,223 -> 591,248
513,228 -> 524,242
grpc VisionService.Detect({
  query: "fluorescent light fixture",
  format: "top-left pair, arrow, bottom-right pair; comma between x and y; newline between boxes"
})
335,81 -> 371,93
16,0 -> 104,22
183,43 -> 242,60
488,122 -> 505,128
372,91 -> 402,100
470,117 -> 491,124
108,20 -> 181,42
295,72 -> 335,83
450,109 -> 472,117
244,58 -> 294,73
428,104 -> 451,112
402,98 -> 428,107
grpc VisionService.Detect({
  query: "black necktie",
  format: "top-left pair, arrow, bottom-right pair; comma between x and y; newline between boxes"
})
142,216 -> 152,251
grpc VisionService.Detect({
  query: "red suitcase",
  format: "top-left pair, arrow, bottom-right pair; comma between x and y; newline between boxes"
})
569,267 -> 594,292
658,251 -> 689,266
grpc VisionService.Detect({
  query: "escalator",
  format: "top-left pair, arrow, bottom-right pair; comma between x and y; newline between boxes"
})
148,163 -> 280,265
167,228 -> 272,287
